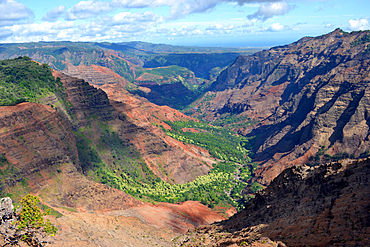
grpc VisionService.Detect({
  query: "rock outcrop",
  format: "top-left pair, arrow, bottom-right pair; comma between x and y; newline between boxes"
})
179,157 -> 370,246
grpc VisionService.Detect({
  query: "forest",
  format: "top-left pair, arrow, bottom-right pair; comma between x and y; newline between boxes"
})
0,56 -> 63,106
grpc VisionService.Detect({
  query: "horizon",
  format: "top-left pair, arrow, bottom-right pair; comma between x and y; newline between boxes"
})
0,0 -> 369,47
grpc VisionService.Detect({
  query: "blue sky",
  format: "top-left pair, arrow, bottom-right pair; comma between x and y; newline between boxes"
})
0,0 -> 369,47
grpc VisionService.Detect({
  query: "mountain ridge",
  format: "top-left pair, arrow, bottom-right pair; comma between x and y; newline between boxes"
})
187,29 -> 370,184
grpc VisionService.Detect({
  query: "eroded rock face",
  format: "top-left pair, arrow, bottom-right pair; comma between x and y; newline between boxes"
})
191,29 -> 370,183
62,63 -> 130,87
183,158 -> 370,247
97,83 -> 216,183
0,103 -> 80,179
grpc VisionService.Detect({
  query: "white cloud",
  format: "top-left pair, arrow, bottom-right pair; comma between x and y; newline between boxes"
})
247,2 -> 291,21
0,0 -> 33,25
348,18 -> 370,31
42,5 -> 66,22
266,22 -> 284,32
206,23 -> 239,31
0,27 -> 13,39
111,0 -> 282,20
66,0 -> 112,20
112,11 -> 162,25
323,22 -> 333,28
243,21 -> 254,27
110,0 -> 166,8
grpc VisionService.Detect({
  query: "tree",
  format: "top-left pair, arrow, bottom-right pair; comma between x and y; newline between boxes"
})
0,194 -> 58,247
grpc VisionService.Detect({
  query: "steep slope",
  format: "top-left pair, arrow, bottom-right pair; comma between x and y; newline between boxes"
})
177,157 -> 370,246
52,70 -> 212,184
0,103 -> 80,184
188,29 -> 370,183
96,83 -> 216,170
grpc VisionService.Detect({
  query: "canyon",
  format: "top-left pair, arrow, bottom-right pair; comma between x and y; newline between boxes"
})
0,29 -> 370,246
188,29 -> 370,185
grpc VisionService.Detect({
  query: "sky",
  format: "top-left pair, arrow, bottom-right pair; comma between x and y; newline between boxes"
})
0,0 -> 369,47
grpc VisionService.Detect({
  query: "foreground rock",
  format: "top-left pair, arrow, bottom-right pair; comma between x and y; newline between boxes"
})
178,158 -> 370,246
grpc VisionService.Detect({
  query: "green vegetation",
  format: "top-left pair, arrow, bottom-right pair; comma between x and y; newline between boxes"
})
351,34 -> 370,47
0,163 -> 25,195
160,120 -> 251,164
143,53 -> 241,79
351,34 -> 370,53
17,195 -> 57,243
93,159 -> 257,210
211,113 -> 259,130
0,56 -> 63,106
105,55 -> 137,82
0,153 -> 8,166
40,203 -> 63,218
74,120 -> 161,194
1,194 -> 58,246
73,118 -> 256,211
250,182 -> 264,193
133,65 -> 203,91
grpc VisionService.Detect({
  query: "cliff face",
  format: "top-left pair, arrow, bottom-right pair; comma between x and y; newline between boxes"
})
179,158 -> 370,246
62,63 -> 130,87
52,71 -> 212,184
98,83 -> 217,175
0,103 -> 80,178
190,29 -> 370,183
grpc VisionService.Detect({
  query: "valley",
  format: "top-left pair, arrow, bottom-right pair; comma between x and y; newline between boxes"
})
0,29 -> 370,246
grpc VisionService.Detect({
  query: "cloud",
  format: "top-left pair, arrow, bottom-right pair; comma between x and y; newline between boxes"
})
266,22 -> 284,32
110,0 -> 164,8
111,0 -> 282,20
112,11 -> 162,25
247,2 -> 292,21
0,27 -> 13,39
42,5 -> 66,22
0,0 -> 296,43
206,23 -> 239,30
348,18 -> 370,31
323,22 -> 333,28
0,0 -> 34,25
243,21 -> 254,27
167,0 -> 219,20
65,0 -> 112,20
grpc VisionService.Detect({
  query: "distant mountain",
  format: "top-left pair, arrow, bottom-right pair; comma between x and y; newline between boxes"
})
187,29 -> 370,184
0,41 -> 259,109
